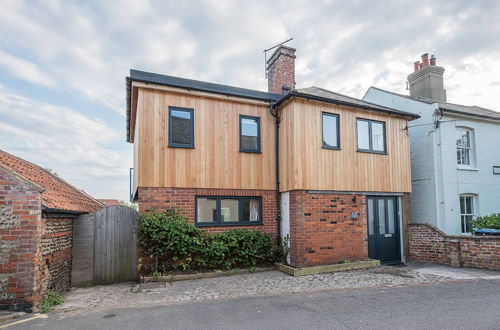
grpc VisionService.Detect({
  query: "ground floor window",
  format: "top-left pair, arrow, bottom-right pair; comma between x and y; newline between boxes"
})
459,195 -> 476,233
196,196 -> 262,226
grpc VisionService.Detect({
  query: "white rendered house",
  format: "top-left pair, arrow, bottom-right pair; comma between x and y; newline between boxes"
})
363,54 -> 500,235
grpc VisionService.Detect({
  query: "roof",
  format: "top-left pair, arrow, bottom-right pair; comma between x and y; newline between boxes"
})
98,199 -> 121,206
285,86 -> 419,119
0,150 -> 104,213
126,69 -> 282,142
368,86 -> 500,121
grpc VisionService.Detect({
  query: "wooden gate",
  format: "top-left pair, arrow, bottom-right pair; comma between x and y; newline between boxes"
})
72,205 -> 138,286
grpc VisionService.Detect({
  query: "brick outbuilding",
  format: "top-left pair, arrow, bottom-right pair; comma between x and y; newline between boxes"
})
0,150 -> 103,311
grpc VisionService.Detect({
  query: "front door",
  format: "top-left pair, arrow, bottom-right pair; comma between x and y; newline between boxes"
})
367,196 -> 401,264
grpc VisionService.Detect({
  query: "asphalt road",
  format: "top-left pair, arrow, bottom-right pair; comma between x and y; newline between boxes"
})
10,279 -> 500,330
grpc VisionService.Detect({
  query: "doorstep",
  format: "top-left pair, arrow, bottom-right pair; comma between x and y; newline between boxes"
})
276,259 -> 380,276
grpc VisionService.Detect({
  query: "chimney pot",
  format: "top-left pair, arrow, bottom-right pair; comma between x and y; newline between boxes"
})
421,53 -> 429,66
430,55 -> 436,66
413,61 -> 420,72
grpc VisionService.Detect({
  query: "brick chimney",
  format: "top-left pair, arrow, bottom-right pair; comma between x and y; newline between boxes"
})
266,45 -> 296,94
408,53 -> 446,103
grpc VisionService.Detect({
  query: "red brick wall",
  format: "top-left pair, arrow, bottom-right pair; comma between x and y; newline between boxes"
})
288,191 -> 368,267
409,223 -> 500,270
137,187 -> 277,235
0,167 -> 44,311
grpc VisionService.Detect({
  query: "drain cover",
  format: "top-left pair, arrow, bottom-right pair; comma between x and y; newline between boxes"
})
103,314 -> 116,319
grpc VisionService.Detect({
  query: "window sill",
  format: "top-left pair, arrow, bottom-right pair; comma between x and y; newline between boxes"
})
195,222 -> 263,227
239,150 -> 262,154
322,146 -> 341,150
357,149 -> 388,155
168,144 -> 195,149
457,166 -> 478,171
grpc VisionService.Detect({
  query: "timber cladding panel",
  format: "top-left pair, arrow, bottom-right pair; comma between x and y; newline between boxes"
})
279,98 -> 412,193
134,87 -> 276,191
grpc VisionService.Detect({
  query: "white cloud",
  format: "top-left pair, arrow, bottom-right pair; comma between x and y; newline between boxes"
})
0,50 -> 54,87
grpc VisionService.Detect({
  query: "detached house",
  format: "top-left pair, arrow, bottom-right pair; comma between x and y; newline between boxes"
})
126,46 -> 418,267
364,54 -> 500,235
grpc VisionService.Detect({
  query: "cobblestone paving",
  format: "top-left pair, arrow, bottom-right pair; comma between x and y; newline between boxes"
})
53,266 -> 453,315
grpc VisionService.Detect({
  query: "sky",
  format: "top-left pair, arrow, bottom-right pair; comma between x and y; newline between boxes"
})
1,0 -> 499,201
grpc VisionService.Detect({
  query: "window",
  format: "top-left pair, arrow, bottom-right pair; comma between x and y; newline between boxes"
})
322,112 -> 340,149
196,196 -> 262,226
456,128 -> 474,166
240,115 -> 261,152
459,195 -> 475,233
168,107 -> 194,148
356,118 -> 386,153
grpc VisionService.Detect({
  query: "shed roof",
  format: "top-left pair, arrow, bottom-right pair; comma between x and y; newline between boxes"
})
0,150 -> 103,213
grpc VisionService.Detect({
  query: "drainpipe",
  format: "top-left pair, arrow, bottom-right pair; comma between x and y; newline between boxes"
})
269,101 -> 281,244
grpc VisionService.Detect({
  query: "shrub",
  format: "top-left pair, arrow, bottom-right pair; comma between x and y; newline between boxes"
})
137,211 -> 278,274
39,291 -> 63,313
472,214 -> 500,230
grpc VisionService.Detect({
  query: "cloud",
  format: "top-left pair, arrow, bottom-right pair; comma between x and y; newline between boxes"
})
0,50 -> 55,87
0,87 -> 132,200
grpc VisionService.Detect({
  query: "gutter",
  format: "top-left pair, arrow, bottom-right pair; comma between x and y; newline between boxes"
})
440,108 -> 500,122
276,91 -> 420,119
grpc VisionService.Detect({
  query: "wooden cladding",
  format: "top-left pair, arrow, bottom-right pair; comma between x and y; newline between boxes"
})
133,86 -> 412,194
134,87 -> 276,191
279,98 -> 412,193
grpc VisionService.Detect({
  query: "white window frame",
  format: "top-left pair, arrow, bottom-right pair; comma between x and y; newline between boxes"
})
459,194 -> 476,234
456,127 -> 475,168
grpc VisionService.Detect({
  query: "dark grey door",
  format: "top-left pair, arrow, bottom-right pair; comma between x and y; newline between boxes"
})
367,196 -> 401,264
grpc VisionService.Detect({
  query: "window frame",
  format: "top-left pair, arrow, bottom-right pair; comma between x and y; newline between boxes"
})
456,127 -> 475,167
321,112 -> 340,150
168,106 -> 195,149
356,118 -> 387,154
239,115 -> 261,153
459,194 -> 476,234
195,196 -> 263,226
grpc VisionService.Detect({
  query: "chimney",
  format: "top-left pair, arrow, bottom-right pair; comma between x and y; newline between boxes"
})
266,45 -> 296,94
407,53 -> 446,103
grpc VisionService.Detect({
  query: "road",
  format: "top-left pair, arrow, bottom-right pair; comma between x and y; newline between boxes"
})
9,279 -> 500,330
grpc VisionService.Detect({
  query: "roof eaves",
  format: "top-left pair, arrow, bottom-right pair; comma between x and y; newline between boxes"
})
279,91 -> 420,119
439,107 -> 500,122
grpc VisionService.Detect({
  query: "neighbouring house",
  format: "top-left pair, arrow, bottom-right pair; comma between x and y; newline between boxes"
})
0,150 -> 103,311
363,53 -> 500,236
98,199 -> 121,206
126,45 -> 418,268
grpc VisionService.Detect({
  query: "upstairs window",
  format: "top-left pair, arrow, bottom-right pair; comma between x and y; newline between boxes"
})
357,118 -> 386,153
459,194 -> 476,233
168,107 -> 194,148
456,128 -> 475,166
240,115 -> 261,153
322,112 -> 340,149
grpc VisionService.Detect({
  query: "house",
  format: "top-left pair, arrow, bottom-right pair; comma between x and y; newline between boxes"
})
98,199 -> 121,206
363,53 -> 500,236
0,150 -> 103,311
126,46 -> 418,268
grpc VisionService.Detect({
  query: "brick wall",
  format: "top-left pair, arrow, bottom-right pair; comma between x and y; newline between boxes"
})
41,216 -> 73,294
288,191 -> 368,267
409,223 -> 500,270
137,187 -> 277,235
266,46 -> 296,94
0,167 -> 44,311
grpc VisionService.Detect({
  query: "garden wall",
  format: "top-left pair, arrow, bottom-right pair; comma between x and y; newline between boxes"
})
409,223 -> 500,270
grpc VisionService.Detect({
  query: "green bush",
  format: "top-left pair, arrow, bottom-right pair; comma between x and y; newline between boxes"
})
39,291 -> 63,313
137,211 -> 278,274
472,213 -> 500,230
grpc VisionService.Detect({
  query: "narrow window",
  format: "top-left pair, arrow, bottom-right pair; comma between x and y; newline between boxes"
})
322,112 -> 340,149
459,195 -> 475,233
240,115 -> 260,153
196,196 -> 262,226
456,128 -> 474,166
357,118 -> 386,153
168,107 -> 194,148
